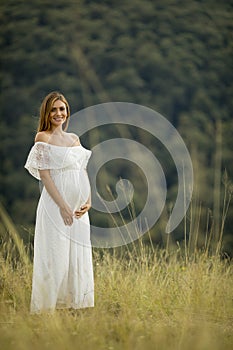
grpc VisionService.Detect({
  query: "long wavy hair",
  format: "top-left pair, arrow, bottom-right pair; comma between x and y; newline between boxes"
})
37,91 -> 70,132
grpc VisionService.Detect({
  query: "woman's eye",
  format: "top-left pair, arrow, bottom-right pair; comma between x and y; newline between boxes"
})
51,107 -> 65,112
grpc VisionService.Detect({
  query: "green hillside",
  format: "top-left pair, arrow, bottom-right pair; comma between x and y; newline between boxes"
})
0,0 -> 232,254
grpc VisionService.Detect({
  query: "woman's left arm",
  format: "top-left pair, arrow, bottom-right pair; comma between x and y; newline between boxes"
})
74,199 -> 91,218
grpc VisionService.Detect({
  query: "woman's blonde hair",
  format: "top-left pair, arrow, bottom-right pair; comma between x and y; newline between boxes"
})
37,91 -> 70,132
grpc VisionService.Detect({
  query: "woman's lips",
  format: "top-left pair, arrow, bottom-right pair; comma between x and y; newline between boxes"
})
53,117 -> 64,121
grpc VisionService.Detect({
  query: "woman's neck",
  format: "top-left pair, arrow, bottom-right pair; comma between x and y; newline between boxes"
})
49,126 -> 64,135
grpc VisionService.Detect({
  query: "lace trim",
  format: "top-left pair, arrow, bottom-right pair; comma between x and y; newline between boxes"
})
24,143 -> 51,180
34,143 -> 50,169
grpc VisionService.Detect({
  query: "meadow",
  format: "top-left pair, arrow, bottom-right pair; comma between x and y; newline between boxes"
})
0,228 -> 232,350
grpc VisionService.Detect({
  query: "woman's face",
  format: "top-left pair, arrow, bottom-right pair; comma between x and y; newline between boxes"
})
49,100 -> 68,128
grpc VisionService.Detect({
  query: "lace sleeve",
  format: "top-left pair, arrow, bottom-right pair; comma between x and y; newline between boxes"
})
24,142 -> 51,180
83,149 -> 92,169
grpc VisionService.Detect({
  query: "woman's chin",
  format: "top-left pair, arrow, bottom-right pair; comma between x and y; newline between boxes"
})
51,120 -> 65,127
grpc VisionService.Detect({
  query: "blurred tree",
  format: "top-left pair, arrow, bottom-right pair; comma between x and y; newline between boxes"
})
0,0 -> 232,253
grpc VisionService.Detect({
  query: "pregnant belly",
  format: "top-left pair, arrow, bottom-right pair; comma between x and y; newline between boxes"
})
53,169 -> 91,211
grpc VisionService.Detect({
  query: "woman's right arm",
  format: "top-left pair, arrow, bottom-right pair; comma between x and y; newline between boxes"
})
35,132 -> 73,226
39,169 -> 74,226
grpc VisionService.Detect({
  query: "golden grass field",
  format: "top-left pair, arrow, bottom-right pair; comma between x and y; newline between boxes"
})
0,231 -> 232,350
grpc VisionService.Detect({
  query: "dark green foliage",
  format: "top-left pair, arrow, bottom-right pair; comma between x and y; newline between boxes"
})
0,0 -> 232,253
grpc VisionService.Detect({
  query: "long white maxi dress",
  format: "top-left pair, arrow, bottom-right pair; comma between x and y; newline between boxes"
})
25,141 -> 94,313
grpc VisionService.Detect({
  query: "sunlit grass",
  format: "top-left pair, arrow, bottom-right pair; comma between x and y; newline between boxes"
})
0,231 -> 232,350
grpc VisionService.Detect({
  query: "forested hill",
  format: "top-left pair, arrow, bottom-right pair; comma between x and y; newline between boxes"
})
0,0 -> 232,252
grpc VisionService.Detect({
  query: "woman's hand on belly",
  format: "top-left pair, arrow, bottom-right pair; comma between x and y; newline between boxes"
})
74,203 -> 91,219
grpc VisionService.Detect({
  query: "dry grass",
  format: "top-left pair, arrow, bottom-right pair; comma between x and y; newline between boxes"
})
0,234 -> 232,350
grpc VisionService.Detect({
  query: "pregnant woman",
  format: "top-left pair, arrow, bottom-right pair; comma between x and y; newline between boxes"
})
25,91 -> 94,313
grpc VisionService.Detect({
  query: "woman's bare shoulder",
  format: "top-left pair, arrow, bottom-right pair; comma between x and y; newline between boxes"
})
34,131 -> 50,143
69,133 -> 80,146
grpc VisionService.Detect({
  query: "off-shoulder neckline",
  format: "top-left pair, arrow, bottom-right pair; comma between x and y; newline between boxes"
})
35,141 -> 82,148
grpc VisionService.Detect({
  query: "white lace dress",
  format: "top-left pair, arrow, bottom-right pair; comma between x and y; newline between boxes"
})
25,142 -> 94,313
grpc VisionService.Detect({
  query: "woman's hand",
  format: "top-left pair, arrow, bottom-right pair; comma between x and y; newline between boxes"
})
74,203 -> 91,219
60,204 -> 74,226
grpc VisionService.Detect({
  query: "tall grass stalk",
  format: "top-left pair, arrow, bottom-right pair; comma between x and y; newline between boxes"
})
0,202 -> 30,267
216,171 -> 232,255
